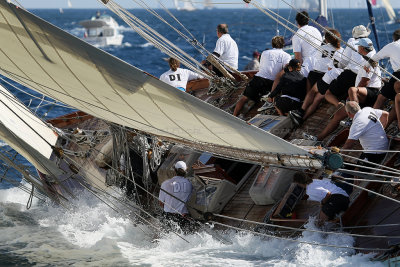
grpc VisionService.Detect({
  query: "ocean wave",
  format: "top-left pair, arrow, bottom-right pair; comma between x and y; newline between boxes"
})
139,42 -> 154,48
0,188 -> 383,266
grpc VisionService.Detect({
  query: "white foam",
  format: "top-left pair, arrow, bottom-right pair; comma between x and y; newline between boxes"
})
0,188 -> 385,266
139,42 -> 154,48
0,184 -> 38,208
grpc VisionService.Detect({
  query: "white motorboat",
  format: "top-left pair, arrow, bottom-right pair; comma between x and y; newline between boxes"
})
80,13 -> 123,47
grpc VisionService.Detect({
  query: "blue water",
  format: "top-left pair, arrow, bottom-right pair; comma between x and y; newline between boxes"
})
0,7 -> 397,266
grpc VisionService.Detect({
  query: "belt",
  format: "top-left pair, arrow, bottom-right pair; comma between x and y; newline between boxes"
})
281,95 -> 301,102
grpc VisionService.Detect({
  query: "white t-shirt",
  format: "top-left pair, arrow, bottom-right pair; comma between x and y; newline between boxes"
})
340,38 -> 365,74
348,107 -> 388,152
321,47 -> 345,84
306,179 -> 348,202
310,43 -> 339,73
292,25 -> 323,59
214,34 -> 239,69
256,48 -> 291,80
371,40 -> 400,72
159,176 -> 192,214
354,51 -> 381,88
160,68 -> 202,90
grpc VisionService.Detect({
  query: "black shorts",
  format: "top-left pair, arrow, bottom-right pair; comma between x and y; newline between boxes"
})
380,71 -> 400,100
308,70 -> 325,87
363,87 -> 380,107
321,194 -> 350,220
243,76 -> 274,101
317,79 -> 331,95
274,96 -> 301,114
329,70 -> 357,100
357,152 -> 386,173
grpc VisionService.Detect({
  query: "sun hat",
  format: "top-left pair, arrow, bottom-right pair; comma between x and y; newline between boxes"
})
174,161 -> 187,171
352,25 -> 371,38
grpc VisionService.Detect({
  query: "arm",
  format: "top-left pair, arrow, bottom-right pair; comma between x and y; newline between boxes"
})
380,110 -> 389,128
342,139 -> 357,150
269,76 -> 286,98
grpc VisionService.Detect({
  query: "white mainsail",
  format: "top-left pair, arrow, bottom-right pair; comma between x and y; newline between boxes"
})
0,1 -> 317,166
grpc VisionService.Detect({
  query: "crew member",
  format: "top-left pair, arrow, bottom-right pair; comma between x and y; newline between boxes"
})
203,24 -> 239,77
244,50 -> 261,71
160,58 -> 203,92
159,161 -> 193,223
293,172 -> 350,225
233,36 -> 290,117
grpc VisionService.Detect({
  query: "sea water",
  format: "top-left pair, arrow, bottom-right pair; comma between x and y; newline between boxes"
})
0,7 -> 397,266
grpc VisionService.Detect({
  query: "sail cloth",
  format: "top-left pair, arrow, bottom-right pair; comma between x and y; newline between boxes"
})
0,84 -> 60,175
0,1 -> 312,164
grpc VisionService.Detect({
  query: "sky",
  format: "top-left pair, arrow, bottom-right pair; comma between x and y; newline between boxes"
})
14,0 -> 400,9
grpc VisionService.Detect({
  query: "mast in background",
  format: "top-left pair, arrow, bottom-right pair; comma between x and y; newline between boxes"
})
366,0 -> 381,50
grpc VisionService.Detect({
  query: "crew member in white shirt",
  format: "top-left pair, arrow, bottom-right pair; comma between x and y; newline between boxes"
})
159,161 -> 193,222
293,172 -> 350,225
292,11 -> 323,77
160,58 -> 203,92
342,101 -> 388,166
324,25 -> 372,109
203,24 -> 238,77
233,36 -> 291,117
369,29 -> 400,130
348,38 -> 382,106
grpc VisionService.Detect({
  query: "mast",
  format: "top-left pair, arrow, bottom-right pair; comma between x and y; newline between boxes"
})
366,0 -> 381,50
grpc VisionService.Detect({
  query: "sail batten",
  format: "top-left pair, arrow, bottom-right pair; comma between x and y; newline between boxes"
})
0,1 -> 312,164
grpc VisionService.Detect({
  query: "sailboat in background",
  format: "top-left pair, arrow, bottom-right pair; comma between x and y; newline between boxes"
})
372,0 -> 400,24
173,0 -> 196,11
67,0 -> 72,8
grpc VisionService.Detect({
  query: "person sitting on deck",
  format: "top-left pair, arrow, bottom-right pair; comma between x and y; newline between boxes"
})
159,161 -> 193,226
202,24 -> 239,77
289,28 -> 344,125
324,26 -> 375,111
233,36 -> 291,117
293,172 -> 350,226
160,58 -> 203,92
302,38 -> 382,143
342,101 -> 388,167
244,50 -> 261,71
267,59 -> 307,116
368,29 -> 400,133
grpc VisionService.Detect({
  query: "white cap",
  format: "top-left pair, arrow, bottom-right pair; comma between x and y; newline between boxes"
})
174,161 -> 187,171
352,25 -> 371,38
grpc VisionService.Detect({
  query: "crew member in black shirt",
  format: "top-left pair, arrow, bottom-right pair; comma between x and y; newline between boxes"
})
267,59 -> 307,115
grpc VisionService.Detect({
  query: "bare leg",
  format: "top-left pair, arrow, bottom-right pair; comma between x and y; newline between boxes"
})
274,105 -> 284,116
325,90 -> 340,107
395,81 -> 400,94
233,95 -> 248,117
373,94 -> 387,109
388,107 -> 396,129
348,86 -> 368,103
395,93 -> 400,129
303,93 -> 325,120
301,83 -> 318,111
317,108 -> 347,141
318,210 -> 329,227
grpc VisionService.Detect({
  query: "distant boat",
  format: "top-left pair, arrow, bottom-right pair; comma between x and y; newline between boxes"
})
59,7 -> 63,14
67,0 -> 72,8
374,0 -> 400,24
173,0 -> 196,11
79,12 -> 124,47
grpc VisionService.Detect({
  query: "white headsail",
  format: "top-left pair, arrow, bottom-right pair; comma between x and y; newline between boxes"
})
0,83 -> 60,175
381,0 -> 397,22
0,1 -> 318,166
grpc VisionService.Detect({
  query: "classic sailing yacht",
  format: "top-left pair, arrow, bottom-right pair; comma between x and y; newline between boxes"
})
1,0 -> 400,263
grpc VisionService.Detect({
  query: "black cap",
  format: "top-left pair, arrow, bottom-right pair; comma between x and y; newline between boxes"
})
288,59 -> 301,68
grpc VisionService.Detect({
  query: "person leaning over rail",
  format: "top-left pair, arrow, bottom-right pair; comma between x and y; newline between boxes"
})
202,23 -> 238,77
293,172 -> 349,226
160,58 -> 203,92
342,101 -> 388,168
159,161 -> 193,228
233,36 -> 290,117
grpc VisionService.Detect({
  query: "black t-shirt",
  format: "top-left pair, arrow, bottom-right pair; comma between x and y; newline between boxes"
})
269,71 -> 307,100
